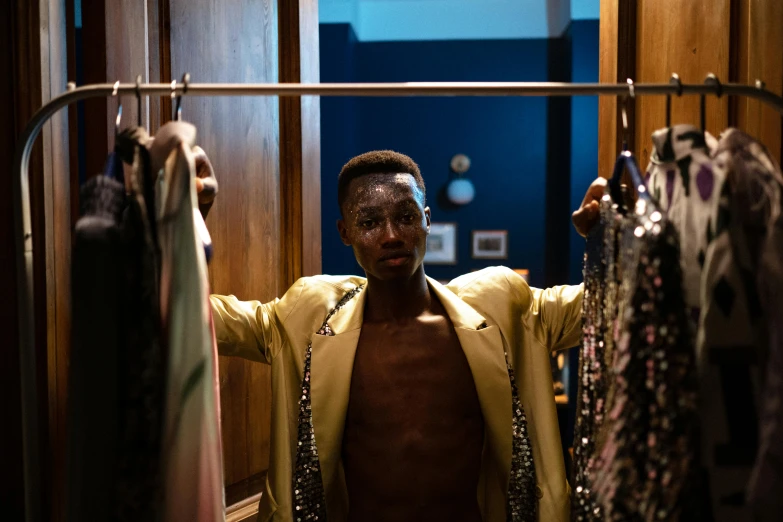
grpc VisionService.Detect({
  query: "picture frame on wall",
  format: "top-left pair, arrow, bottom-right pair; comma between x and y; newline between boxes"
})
472,230 -> 508,259
424,222 -> 457,264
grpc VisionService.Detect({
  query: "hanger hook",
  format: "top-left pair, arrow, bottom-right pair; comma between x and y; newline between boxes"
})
621,78 -> 634,151
174,73 -> 190,121
112,80 -> 122,138
135,75 -> 143,127
701,73 -> 721,134
666,73 -> 682,127
705,73 -> 722,98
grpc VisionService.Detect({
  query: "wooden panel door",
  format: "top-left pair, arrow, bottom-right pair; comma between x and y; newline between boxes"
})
167,0 -> 282,488
732,0 -> 783,162
634,0 -> 731,168
598,0 -> 783,176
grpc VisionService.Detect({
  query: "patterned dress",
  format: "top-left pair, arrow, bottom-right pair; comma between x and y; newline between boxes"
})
697,129 -> 783,521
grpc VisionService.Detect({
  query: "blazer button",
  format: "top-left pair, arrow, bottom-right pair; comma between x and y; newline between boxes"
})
535,485 -> 543,499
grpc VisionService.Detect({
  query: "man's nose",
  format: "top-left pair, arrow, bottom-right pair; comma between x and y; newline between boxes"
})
380,221 -> 404,246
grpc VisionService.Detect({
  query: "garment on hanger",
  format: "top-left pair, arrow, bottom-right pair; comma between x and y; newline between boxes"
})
645,124 -> 721,311
151,121 -> 225,522
576,175 -> 701,521
697,128 -> 783,522
68,174 -> 126,521
571,212 -> 609,522
68,133 -> 166,521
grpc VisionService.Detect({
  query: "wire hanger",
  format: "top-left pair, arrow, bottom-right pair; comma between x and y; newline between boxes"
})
135,75 -> 143,127
172,73 -> 190,121
702,73 -> 721,139
609,78 -> 650,209
666,73 -> 682,127
112,80 -> 123,140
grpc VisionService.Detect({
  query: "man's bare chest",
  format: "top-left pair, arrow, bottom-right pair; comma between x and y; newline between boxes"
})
346,316 -> 481,424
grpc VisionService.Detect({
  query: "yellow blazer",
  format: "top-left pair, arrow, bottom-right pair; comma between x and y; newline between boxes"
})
210,266 -> 583,522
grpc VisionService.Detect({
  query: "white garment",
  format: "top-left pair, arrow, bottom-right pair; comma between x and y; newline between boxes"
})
153,121 -> 225,522
645,124 -> 721,309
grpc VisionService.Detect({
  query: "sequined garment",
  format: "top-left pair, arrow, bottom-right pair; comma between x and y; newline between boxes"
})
293,285 -> 364,522
577,189 -> 701,521
503,345 -> 538,522
571,216 -> 608,522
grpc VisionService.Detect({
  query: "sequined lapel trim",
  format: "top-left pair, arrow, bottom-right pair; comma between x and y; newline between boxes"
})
292,285 -> 364,522
504,350 -> 538,522
477,322 -> 537,521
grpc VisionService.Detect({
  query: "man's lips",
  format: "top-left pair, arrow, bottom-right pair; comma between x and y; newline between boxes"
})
379,251 -> 412,264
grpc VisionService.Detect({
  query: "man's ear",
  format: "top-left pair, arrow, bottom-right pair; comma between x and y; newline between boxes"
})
424,206 -> 431,234
337,218 -> 351,246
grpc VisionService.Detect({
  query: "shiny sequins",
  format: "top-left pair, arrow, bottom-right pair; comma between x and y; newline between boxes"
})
293,285 -> 364,522
574,187 -> 700,521
505,353 -> 538,522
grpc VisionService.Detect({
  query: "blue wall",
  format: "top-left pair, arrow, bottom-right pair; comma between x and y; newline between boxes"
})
568,20 -> 600,284
320,21 -> 600,287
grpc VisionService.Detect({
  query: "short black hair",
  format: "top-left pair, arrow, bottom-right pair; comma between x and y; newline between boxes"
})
337,150 -> 426,213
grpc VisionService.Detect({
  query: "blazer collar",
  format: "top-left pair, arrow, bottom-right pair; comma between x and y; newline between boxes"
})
321,275 -> 487,335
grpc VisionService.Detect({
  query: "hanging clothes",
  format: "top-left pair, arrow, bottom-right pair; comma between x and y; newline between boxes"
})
644,124 -> 722,311
67,132 -> 166,521
68,174 -> 126,521
571,212 -> 609,522
697,128 -> 783,522
150,121 -> 225,522
575,174 -> 701,521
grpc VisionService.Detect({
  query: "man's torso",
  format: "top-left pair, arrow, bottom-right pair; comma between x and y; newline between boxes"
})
342,294 -> 485,522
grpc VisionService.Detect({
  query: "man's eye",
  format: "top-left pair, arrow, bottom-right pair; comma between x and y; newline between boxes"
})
401,214 -> 415,223
360,220 -> 375,228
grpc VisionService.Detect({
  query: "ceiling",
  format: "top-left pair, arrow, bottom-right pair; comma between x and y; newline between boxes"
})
319,0 -> 599,41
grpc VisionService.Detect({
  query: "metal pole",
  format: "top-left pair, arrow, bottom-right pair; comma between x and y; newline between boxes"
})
13,80 -> 783,522
10,80 -> 783,106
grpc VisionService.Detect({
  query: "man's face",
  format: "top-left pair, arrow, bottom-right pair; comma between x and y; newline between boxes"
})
337,173 -> 430,281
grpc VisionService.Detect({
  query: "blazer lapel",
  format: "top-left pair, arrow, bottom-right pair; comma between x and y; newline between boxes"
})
309,284 -> 366,495
428,278 -> 513,496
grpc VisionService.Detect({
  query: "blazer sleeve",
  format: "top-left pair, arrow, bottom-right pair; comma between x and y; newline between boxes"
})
529,284 -> 584,351
209,278 -> 307,363
502,268 -> 584,352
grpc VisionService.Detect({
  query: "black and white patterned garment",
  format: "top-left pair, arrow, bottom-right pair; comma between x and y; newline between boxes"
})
575,184 -> 701,521
644,124 -> 721,310
697,129 -> 783,522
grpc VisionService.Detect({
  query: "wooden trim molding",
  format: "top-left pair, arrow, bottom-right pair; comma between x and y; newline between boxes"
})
278,0 -> 322,291
226,493 -> 262,522
598,0 -> 637,177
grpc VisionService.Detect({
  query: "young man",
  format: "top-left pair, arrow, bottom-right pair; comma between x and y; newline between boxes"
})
209,150 -> 603,522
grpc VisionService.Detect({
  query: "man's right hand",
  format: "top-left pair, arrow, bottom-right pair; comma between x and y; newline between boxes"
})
572,177 -> 606,237
193,146 -> 218,218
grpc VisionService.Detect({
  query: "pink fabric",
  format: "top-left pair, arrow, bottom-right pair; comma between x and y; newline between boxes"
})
155,122 -> 225,521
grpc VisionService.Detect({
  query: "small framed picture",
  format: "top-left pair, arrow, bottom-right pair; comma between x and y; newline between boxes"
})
424,222 -> 457,264
472,230 -> 508,259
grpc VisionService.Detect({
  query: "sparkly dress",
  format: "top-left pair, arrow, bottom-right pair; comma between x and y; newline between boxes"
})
573,186 -> 701,521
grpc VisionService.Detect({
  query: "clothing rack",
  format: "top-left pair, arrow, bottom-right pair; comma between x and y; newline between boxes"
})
13,78 -> 783,522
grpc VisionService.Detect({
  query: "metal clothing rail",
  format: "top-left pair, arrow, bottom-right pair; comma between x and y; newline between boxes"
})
13,79 -> 783,522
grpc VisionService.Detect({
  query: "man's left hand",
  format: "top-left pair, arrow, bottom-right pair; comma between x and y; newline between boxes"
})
572,177 -> 606,237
